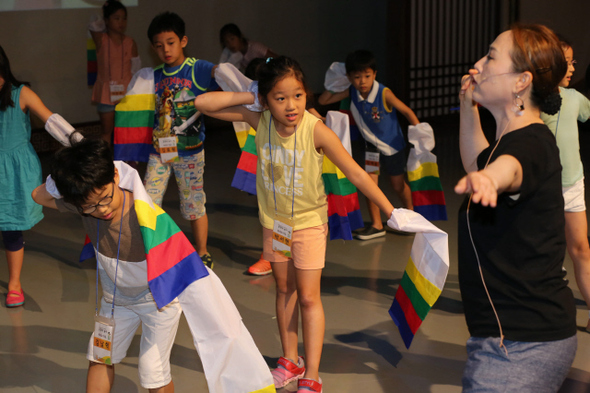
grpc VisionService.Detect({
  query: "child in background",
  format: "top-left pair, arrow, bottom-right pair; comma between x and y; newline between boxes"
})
219,23 -> 277,73
195,56 -> 396,393
243,57 -> 273,275
89,0 -> 140,145
541,36 -> 590,331
142,11 -> 218,267
0,45 -> 78,308
32,138 -> 181,393
318,50 -> 419,240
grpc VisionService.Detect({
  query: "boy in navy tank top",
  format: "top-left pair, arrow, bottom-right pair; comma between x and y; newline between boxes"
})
319,50 -> 420,239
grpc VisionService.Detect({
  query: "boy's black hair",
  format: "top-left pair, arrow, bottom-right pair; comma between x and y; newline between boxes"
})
103,0 -> 127,20
345,50 -> 377,74
219,23 -> 245,48
0,45 -> 30,112
148,11 -> 185,43
51,135 -> 115,209
257,56 -> 309,103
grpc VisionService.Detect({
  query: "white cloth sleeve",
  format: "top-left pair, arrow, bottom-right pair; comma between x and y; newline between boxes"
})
126,67 -> 155,95
214,64 -> 264,112
130,56 -> 142,75
245,81 -> 264,112
408,122 -> 435,154
88,14 -> 106,33
325,111 -> 352,155
45,175 -> 63,199
44,114 -> 83,146
214,63 -> 252,92
324,62 -> 350,93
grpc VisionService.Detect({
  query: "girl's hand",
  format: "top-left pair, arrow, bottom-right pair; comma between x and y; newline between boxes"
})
454,170 -> 499,207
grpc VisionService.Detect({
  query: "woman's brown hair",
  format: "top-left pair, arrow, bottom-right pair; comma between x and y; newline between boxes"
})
510,24 -> 566,114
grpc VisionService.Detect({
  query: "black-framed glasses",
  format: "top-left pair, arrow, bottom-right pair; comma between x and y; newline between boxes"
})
78,183 -> 115,215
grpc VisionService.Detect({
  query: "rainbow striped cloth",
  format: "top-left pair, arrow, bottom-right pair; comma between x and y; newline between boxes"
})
231,111 -> 363,240
232,125 -> 258,195
113,68 -> 156,162
386,208 -> 449,348
81,161 -> 275,393
87,33 -> 97,86
407,123 -> 447,221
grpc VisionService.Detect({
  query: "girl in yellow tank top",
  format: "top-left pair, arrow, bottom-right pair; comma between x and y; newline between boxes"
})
195,56 -> 396,393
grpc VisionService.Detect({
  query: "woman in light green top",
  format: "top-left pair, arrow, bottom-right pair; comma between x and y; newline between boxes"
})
541,37 -> 590,331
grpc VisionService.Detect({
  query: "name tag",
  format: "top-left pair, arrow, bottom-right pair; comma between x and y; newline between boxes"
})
365,151 -> 380,175
272,218 -> 293,258
109,82 -> 125,103
159,136 -> 179,163
93,315 -> 115,365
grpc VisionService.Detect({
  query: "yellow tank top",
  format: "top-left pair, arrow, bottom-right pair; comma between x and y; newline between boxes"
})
256,110 -> 327,231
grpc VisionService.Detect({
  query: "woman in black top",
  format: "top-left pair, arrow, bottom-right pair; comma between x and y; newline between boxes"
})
455,24 -> 577,392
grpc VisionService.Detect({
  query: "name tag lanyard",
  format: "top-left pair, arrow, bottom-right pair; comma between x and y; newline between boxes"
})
107,37 -> 125,103
92,190 -> 125,365
269,115 -> 297,257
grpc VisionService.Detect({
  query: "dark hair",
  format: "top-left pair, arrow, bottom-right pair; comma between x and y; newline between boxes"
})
51,136 -> 115,209
148,11 -> 185,43
103,0 -> 126,21
219,23 -> 246,48
345,50 -> 377,74
510,24 -> 566,115
257,56 -> 309,103
245,57 -> 265,80
0,46 -> 30,112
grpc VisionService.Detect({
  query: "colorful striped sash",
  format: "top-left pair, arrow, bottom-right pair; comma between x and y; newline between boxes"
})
407,123 -> 447,221
113,68 -> 156,162
387,208 -> 449,348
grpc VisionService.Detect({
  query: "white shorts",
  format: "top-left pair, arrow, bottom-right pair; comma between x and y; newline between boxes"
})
563,177 -> 586,213
86,298 -> 182,389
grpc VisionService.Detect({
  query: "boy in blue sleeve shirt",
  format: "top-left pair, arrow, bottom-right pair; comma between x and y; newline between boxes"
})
118,12 -> 218,266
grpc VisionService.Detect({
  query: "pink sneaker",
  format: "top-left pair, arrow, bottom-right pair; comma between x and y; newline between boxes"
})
272,356 -> 305,388
297,377 -> 322,393
247,255 -> 272,276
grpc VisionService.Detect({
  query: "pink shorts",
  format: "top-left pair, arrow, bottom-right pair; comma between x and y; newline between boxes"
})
262,223 -> 328,270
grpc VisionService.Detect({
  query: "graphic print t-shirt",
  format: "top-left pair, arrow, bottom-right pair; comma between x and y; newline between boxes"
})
153,58 -> 217,156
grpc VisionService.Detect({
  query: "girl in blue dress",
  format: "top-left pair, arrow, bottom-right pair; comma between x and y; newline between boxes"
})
0,46 -> 68,307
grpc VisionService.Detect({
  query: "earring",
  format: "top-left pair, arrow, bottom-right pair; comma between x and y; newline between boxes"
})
513,93 -> 525,116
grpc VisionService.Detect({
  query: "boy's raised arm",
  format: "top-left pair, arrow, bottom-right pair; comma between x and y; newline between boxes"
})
384,89 -> 419,126
318,89 -> 349,106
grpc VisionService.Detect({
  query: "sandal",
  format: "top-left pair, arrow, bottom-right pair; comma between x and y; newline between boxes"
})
6,289 -> 24,308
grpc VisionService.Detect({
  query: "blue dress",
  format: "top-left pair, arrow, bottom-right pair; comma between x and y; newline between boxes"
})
0,85 -> 43,231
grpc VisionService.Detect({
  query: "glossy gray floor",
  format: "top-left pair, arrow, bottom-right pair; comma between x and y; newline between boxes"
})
1,120 -> 590,392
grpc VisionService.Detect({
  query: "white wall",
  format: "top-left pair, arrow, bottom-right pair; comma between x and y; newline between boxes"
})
0,0 -> 388,125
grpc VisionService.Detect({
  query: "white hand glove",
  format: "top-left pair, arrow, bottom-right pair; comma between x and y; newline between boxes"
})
45,113 -> 83,146
324,62 -> 350,93
244,81 -> 264,112
45,175 -> 63,199
88,14 -> 106,33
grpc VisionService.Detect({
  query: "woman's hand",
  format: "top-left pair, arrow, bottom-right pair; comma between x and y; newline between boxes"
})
459,69 -> 478,107
455,170 -> 499,207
